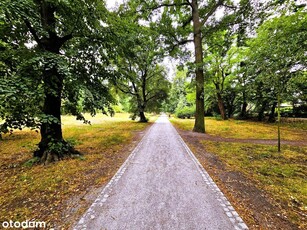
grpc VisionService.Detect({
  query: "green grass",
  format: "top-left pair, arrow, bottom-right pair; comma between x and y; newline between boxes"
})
200,141 -> 307,229
170,117 -> 306,141
0,112 -> 154,228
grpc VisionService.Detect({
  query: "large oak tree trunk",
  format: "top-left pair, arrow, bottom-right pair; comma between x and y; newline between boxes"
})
32,1 -> 77,163
35,68 -> 63,161
139,111 -> 147,122
138,104 -> 147,122
34,62 -> 79,163
192,0 -> 205,133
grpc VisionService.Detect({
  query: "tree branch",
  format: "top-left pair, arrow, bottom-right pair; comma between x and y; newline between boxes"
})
61,11 -> 81,43
147,69 -> 164,81
59,33 -> 73,46
116,83 -> 137,96
146,91 -> 162,102
182,15 -> 193,28
23,18 -> 42,47
200,0 -> 224,27
169,39 -> 193,53
148,2 -> 190,11
145,89 -> 156,98
131,82 -> 139,95
185,0 -> 192,7
221,3 -> 237,10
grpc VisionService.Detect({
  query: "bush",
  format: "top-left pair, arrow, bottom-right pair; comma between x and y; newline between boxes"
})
175,106 -> 195,119
112,105 -> 124,113
212,112 -> 223,121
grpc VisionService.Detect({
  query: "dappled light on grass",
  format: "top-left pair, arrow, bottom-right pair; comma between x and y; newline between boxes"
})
0,113 -> 151,228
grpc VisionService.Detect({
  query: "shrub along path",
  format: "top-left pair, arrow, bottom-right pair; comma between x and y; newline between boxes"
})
74,115 -> 248,230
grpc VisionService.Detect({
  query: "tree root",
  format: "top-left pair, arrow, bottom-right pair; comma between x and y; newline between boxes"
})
34,140 -> 82,164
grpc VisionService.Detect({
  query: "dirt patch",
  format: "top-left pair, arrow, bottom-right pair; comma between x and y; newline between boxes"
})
178,129 -> 300,230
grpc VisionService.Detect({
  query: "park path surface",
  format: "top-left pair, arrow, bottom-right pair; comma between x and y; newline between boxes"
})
74,115 -> 248,230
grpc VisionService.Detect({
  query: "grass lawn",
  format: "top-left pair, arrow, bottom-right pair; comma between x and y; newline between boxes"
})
0,113 -> 156,228
170,117 -> 307,141
202,141 -> 307,229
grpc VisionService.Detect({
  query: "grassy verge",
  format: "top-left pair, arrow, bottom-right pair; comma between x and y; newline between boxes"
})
170,117 -> 306,141
201,141 -> 307,229
0,113 -> 155,228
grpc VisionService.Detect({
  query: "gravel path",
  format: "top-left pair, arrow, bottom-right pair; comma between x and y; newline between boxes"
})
74,115 -> 248,230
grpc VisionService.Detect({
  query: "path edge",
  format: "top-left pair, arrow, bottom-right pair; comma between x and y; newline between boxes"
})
170,123 -> 249,230
73,123 -> 154,230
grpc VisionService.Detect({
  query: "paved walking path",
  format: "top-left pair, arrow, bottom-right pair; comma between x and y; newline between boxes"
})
74,115 -> 248,230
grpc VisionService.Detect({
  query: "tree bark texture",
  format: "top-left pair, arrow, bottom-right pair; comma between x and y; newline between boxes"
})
139,111 -> 147,122
138,102 -> 147,122
192,0 -> 205,133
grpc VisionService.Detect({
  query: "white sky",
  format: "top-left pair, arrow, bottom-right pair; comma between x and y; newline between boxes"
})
106,0 -> 124,10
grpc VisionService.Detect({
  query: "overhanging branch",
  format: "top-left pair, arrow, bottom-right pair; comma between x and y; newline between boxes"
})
23,18 -> 42,47
59,33 -> 73,46
200,0 -> 224,27
182,15 -> 193,28
148,2 -> 190,11
116,83 -> 137,96
169,39 -> 193,53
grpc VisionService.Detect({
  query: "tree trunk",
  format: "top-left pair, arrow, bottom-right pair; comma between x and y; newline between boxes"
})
34,66 -> 63,159
34,66 -> 79,163
192,0 -> 205,133
217,93 -> 227,120
277,79 -> 281,152
139,111 -> 147,122
268,101 -> 277,122
239,91 -> 248,119
227,95 -> 235,118
138,103 -> 147,122
31,1 -> 78,163
215,83 -> 227,120
257,101 -> 267,121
